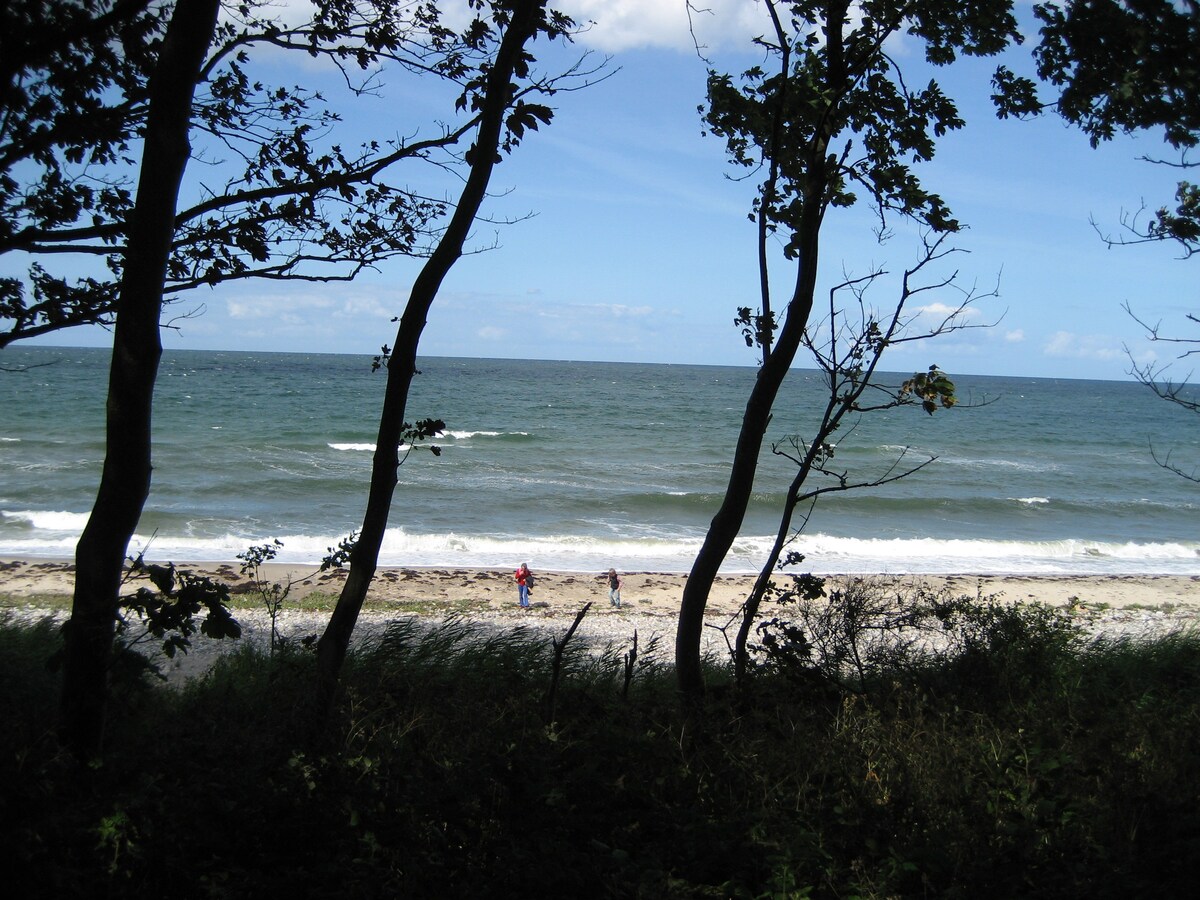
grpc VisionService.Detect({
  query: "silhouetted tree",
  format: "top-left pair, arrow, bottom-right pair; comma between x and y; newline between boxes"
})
43,0 -> 586,761
58,0 -> 222,761
722,232 -> 995,681
676,0 -> 1025,697
315,0 -> 583,717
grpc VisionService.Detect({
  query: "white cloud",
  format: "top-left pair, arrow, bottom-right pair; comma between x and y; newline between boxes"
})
332,295 -> 395,319
1005,329 -> 1024,342
476,325 -> 508,341
914,301 -> 982,319
267,1 -> 756,55
599,302 -> 655,319
227,295 -> 332,320
562,1 -> 922,57
527,300 -> 654,322
565,0 -> 770,53
226,292 -> 393,324
1127,347 -> 1158,368
1042,331 -> 1122,361
241,2 -> 888,62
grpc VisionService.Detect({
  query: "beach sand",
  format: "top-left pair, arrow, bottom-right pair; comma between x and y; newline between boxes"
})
5,557 -> 1200,614
4,558 -> 1199,685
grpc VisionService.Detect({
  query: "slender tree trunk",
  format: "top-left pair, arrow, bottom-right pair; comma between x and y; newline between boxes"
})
675,205 -> 823,698
733,465 -> 808,682
58,0 -> 219,762
314,0 -> 548,718
675,0 -> 850,699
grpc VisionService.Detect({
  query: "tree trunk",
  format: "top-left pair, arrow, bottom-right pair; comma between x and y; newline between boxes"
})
674,0 -> 849,699
675,206 -> 823,698
58,0 -> 219,762
314,0 -> 547,719
733,468 -> 805,682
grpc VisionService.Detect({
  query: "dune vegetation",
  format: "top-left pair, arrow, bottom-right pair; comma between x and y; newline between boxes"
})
3,582 -> 1199,898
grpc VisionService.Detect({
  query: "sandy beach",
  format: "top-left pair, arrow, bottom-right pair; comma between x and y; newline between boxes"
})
5,557 -> 1200,614
4,558 -> 1200,684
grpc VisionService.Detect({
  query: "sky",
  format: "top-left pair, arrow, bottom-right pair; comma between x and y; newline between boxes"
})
19,0 -> 1200,381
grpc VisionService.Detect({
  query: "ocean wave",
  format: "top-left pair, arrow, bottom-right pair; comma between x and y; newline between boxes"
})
444,430 -> 531,440
1,509 -> 92,532
327,431 -> 530,453
793,533 -> 1200,564
939,455 -> 1062,474
3,523 -> 1199,577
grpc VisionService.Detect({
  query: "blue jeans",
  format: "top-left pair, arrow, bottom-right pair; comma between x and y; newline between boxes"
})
518,583 -> 530,606
609,588 -> 621,608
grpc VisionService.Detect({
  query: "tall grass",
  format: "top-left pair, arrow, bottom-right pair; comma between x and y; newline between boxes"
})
2,600 -> 1198,898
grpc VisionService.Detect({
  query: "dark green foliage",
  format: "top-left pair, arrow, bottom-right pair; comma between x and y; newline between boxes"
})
901,364 -> 958,415
118,555 -> 241,660
4,605 -> 1200,898
1031,0 -> 1199,150
1,0 -> 574,347
993,1 -> 1200,254
703,1 -> 1023,246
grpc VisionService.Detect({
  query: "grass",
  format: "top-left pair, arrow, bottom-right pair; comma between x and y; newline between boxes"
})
0,586 -> 497,617
0,592 -> 73,612
2,592 -> 1199,898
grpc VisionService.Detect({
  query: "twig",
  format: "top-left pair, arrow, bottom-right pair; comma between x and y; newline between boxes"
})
544,602 -> 591,724
622,629 -> 639,700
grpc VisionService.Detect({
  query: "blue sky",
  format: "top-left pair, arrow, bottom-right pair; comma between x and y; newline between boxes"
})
21,0 -> 1199,381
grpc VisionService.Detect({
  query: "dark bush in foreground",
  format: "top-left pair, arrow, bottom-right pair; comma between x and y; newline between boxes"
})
2,601 -> 1199,899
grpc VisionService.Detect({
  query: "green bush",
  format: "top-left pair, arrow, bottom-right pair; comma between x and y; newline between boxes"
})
2,603 -> 1199,898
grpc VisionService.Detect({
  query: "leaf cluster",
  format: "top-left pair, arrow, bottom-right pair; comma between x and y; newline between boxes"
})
734,304 -> 778,348
403,416 -> 445,456
116,553 -> 242,665
900,363 -> 957,414
993,2 -> 1200,254
321,531 -> 360,570
1017,0 -> 1200,150
1,0 -> 165,342
702,0 -> 1023,248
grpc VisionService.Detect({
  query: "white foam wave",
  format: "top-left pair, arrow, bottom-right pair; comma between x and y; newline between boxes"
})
328,431 -> 515,451
1013,497 -> 1050,505
783,535 -> 1200,575
4,519 -> 1200,576
1,509 -> 92,531
330,431 -> 528,450
943,455 -> 1059,474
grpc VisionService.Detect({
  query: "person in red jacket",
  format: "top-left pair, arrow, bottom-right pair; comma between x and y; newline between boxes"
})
514,562 -> 533,608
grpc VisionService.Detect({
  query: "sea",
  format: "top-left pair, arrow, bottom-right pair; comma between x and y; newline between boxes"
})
1,346 -> 1198,576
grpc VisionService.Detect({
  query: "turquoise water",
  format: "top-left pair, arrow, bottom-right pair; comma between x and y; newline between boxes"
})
1,346 -> 1198,574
